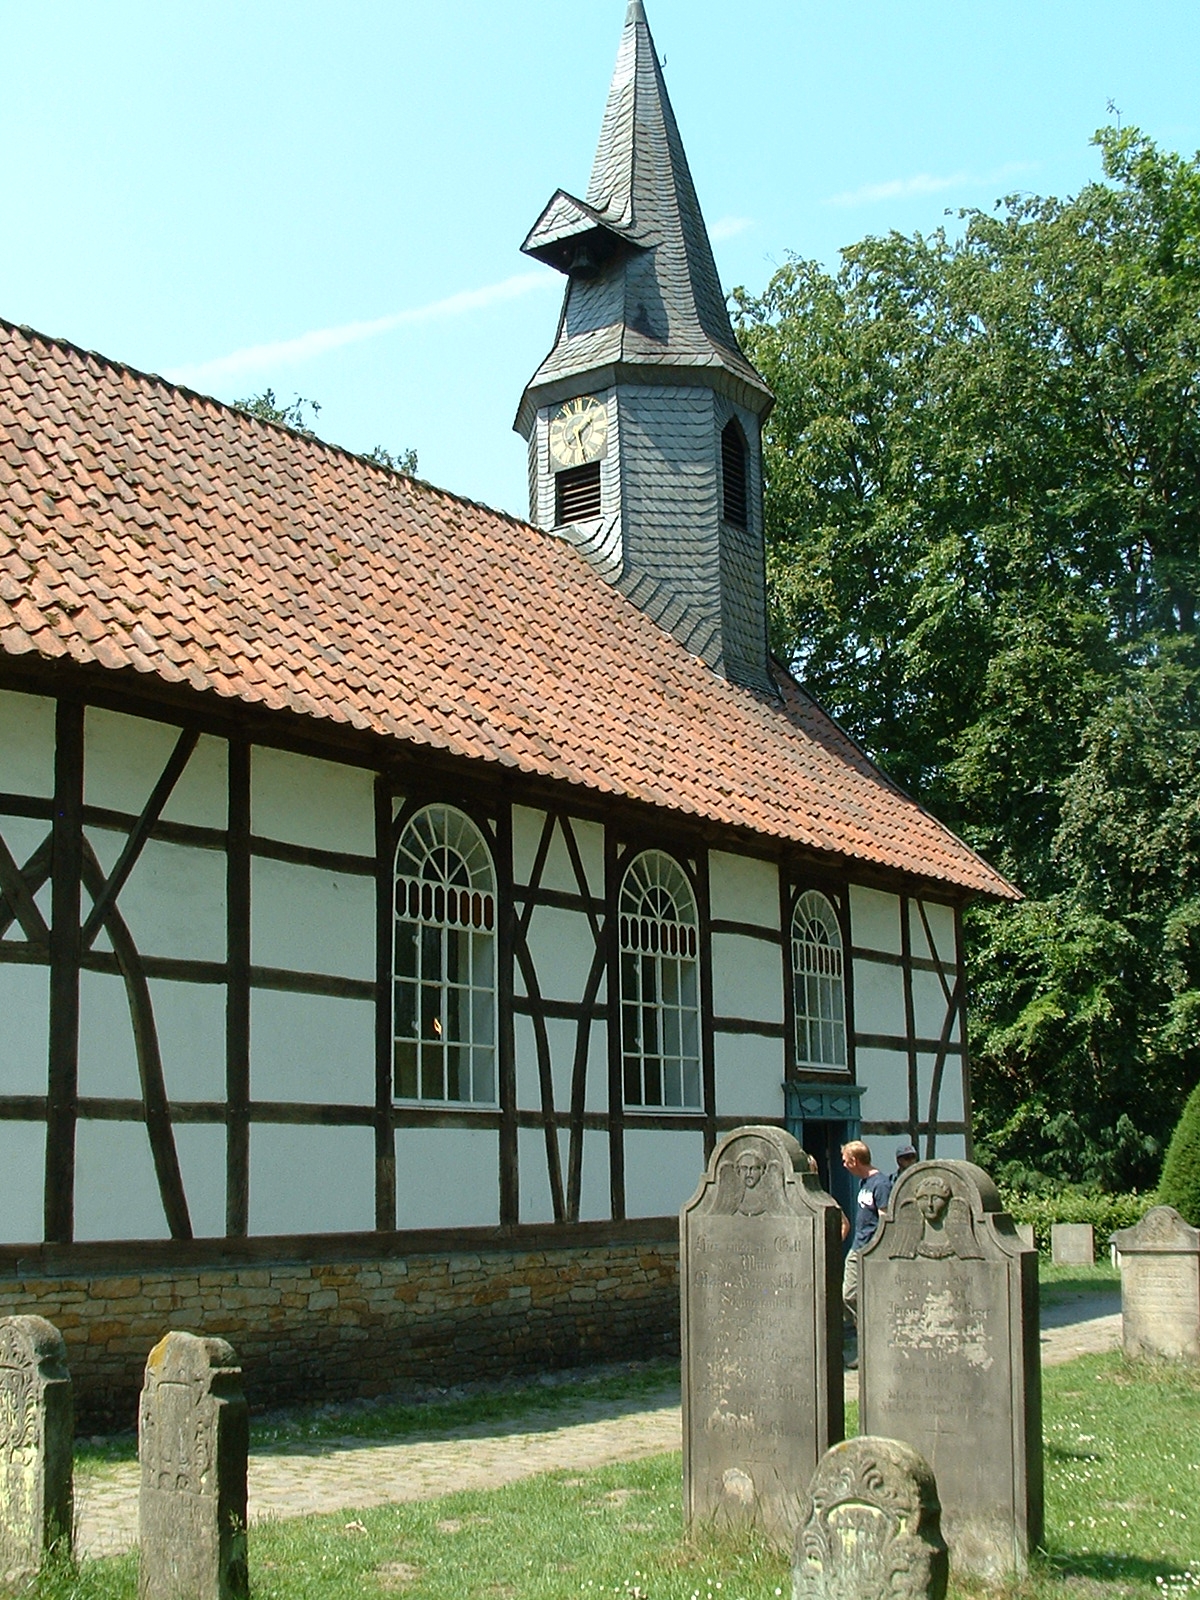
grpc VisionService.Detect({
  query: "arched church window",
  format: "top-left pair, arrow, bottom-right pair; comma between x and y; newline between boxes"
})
393,805 -> 497,1105
619,851 -> 701,1109
791,890 -> 846,1069
721,418 -> 748,528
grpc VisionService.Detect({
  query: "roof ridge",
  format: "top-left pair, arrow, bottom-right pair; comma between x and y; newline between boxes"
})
0,314 -> 535,537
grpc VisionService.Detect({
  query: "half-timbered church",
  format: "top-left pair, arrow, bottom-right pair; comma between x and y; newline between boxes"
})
0,2 -> 1014,1418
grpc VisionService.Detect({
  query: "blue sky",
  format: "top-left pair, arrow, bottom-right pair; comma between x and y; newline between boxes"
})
3,1 -> 1198,518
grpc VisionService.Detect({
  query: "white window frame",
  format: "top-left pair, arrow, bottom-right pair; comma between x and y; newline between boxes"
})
619,850 -> 702,1110
791,889 -> 847,1070
392,804 -> 497,1107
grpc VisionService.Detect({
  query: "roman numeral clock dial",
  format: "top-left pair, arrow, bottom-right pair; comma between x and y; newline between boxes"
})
548,395 -> 608,469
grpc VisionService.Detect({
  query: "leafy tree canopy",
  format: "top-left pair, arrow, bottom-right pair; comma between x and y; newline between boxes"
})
734,128 -> 1200,1188
234,390 -> 418,475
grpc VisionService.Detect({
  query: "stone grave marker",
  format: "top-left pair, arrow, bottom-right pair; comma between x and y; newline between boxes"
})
859,1161 -> 1042,1578
1051,1223 -> 1094,1265
681,1124 -> 843,1548
0,1316 -> 73,1584
139,1331 -> 248,1600
793,1436 -> 948,1600
1111,1206 -> 1200,1364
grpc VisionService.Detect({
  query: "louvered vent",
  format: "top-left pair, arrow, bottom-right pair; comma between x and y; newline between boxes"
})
721,420 -> 748,528
555,461 -> 602,525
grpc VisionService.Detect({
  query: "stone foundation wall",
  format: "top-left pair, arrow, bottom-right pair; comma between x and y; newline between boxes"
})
0,1221 -> 680,1430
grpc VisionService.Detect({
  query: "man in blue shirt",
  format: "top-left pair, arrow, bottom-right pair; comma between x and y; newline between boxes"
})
841,1140 -> 894,1366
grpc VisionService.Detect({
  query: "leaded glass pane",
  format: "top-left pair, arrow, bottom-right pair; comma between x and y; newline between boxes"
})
619,850 -> 702,1110
393,805 -> 498,1105
792,890 -> 846,1069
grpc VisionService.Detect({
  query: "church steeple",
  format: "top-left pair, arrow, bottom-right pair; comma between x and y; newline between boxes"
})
516,1 -> 776,693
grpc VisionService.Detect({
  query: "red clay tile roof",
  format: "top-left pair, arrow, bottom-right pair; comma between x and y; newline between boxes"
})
0,318 -> 1015,898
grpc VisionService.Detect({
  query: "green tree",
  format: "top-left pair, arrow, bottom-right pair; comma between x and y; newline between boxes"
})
734,128 -> 1200,1186
234,391 -> 418,475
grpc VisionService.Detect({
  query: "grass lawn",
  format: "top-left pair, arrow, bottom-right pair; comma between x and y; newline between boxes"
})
47,1345 -> 1200,1600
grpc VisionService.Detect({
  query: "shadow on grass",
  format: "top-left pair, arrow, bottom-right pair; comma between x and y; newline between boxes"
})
1041,1548 -> 1178,1586
75,1362 -> 683,1470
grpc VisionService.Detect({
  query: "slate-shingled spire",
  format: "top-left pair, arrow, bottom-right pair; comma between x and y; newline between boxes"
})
515,1 -> 776,693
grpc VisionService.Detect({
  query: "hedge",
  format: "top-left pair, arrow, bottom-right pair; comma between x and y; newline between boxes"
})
997,1185 -> 1155,1253
1157,1080 -> 1200,1227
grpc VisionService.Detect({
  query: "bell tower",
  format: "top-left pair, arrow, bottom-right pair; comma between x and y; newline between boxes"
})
515,0 -> 776,693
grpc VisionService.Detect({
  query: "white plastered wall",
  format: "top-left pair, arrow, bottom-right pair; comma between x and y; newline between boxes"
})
75,1121 -> 170,1242
249,1125 -> 375,1235
0,688 -> 55,796
87,833 -> 226,964
708,850 -> 778,928
251,746 -> 375,854
0,1124 -> 45,1244
711,932 -> 783,1023
84,708 -> 227,829
848,885 -> 902,955
394,1127 -> 500,1229
854,1047 -> 911,1124
714,1031 -> 784,1119
173,1125 -> 227,1237
250,991 -> 374,1105
250,858 -> 374,982
0,964 -> 48,1096
624,1128 -> 706,1219
520,903 -> 599,1004
511,807 -> 603,898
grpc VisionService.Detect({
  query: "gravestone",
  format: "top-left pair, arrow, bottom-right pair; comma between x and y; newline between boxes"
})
139,1332 -> 248,1600
1051,1223 -> 1094,1265
794,1436 -> 948,1600
859,1161 -> 1042,1579
0,1316 -> 73,1583
1111,1206 -> 1200,1364
681,1125 -> 843,1548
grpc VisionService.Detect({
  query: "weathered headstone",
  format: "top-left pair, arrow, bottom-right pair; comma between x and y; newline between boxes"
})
1111,1206 -> 1200,1364
0,1316 -> 73,1583
793,1436 -> 948,1600
681,1125 -> 843,1548
139,1332 -> 248,1600
859,1161 -> 1042,1579
1051,1222 -> 1094,1265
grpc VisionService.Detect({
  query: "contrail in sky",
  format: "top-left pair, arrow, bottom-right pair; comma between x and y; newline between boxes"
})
166,271 -> 555,388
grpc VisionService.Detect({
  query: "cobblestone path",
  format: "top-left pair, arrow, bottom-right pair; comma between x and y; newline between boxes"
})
74,1298 -> 1122,1560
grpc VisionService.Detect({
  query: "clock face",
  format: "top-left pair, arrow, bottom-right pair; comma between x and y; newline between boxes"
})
548,396 -> 608,469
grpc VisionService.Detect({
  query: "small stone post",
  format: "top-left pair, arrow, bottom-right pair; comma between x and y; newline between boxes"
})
859,1160 -> 1042,1579
0,1316 -> 73,1584
794,1437 -> 948,1600
681,1125 -> 843,1548
1111,1206 -> 1200,1363
138,1331 -> 248,1600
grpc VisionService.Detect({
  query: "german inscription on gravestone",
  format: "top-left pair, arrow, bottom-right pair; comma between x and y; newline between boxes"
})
0,1316 -> 73,1583
860,1161 -> 1043,1579
1112,1206 -> 1200,1364
682,1125 -> 843,1549
793,1436 -> 948,1600
139,1331 -> 248,1600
